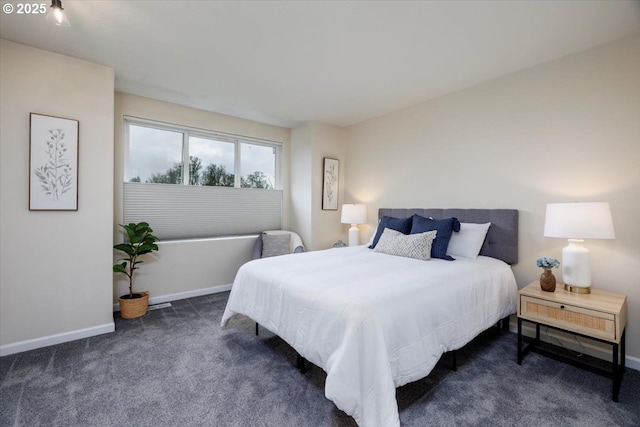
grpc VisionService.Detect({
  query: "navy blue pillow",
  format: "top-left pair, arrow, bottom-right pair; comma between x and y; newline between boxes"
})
410,215 -> 461,260
368,216 -> 413,249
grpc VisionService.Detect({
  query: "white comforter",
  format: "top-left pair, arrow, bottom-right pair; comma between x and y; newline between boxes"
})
221,246 -> 517,427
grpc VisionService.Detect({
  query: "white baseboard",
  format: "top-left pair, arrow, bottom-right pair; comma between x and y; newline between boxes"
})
626,355 -> 640,371
0,322 -> 115,357
1,285 -> 232,357
112,283 -> 232,312
512,321 -> 639,372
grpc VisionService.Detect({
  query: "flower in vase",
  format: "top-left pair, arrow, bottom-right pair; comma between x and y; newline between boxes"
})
536,257 -> 560,270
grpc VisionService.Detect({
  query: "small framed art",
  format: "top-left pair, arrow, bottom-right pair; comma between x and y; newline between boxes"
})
322,157 -> 339,210
29,113 -> 79,211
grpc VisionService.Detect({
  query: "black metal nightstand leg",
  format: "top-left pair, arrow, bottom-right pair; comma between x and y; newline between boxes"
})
517,318 -> 523,364
612,342 -> 620,402
621,329 -> 626,373
518,317 -> 540,365
612,329 -> 626,402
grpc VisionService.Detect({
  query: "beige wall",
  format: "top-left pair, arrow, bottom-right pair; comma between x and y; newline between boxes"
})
1,33 -> 637,367
344,35 -> 640,361
291,122 -> 347,250
290,124 -> 314,246
0,40 -> 115,354
312,123 -> 349,249
113,93 -> 291,302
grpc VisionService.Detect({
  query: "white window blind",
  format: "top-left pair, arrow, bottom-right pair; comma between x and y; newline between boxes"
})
123,182 -> 282,240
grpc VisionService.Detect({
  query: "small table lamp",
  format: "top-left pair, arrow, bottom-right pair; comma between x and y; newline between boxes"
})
341,204 -> 367,246
543,202 -> 615,294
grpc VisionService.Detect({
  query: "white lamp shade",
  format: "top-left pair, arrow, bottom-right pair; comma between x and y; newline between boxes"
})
543,202 -> 615,292
341,204 -> 367,225
544,202 -> 615,239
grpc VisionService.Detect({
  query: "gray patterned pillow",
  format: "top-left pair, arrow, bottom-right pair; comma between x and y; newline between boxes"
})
373,228 -> 437,261
261,233 -> 291,258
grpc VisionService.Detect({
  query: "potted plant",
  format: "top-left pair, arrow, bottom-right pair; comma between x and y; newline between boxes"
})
113,222 -> 159,319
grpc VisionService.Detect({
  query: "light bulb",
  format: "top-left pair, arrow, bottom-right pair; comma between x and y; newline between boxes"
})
54,8 -> 64,24
46,0 -> 70,26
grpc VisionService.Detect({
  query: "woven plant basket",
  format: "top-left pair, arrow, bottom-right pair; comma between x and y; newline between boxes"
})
119,291 -> 149,319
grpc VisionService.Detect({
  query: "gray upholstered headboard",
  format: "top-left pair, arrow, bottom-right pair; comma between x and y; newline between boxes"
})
378,208 -> 519,264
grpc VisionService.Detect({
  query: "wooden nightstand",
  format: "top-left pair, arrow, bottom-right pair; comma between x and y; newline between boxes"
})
517,281 -> 627,401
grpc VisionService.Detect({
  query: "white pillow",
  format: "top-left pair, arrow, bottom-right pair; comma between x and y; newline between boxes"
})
446,222 -> 491,259
373,228 -> 437,261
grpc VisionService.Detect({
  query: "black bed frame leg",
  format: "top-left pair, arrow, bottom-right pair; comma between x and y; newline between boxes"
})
496,316 -> 510,331
254,323 -> 309,374
501,315 -> 510,331
296,352 -> 307,374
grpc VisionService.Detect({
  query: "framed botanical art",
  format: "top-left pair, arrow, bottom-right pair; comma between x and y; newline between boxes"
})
29,113 -> 79,211
322,157 -> 339,210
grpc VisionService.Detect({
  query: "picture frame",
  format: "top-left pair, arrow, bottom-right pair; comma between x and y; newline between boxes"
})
29,113 -> 79,211
322,157 -> 339,210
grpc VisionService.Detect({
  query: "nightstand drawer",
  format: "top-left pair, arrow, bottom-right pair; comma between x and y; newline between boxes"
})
520,295 -> 616,341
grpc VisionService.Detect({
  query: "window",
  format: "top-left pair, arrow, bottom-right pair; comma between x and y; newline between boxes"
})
124,117 -> 281,189
190,136 -> 235,187
241,142 -> 276,189
123,117 -> 283,240
128,125 -> 183,184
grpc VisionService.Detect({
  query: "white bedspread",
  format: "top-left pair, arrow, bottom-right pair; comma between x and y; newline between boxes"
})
221,246 -> 517,427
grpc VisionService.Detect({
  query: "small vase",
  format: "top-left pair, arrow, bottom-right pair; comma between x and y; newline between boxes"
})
540,269 -> 556,292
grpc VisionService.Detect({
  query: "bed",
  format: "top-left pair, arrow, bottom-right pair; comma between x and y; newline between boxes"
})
221,208 -> 518,427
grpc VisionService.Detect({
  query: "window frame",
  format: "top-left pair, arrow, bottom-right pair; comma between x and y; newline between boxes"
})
123,116 -> 282,189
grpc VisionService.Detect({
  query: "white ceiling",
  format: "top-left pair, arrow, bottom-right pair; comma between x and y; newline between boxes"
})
1,1 -> 639,128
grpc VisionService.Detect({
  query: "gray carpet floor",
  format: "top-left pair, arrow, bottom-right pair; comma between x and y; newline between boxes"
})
1,291 -> 638,426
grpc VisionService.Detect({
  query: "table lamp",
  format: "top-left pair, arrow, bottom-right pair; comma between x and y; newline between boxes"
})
341,204 -> 367,246
543,202 -> 615,294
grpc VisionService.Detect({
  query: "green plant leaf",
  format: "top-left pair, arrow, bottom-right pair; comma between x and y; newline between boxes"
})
119,224 -> 135,242
113,243 -> 135,255
137,243 -> 158,253
135,222 -> 150,231
144,234 -> 158,243
113,262 -> 127,273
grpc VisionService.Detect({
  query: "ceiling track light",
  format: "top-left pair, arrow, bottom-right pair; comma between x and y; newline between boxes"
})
46,0 -> 70,27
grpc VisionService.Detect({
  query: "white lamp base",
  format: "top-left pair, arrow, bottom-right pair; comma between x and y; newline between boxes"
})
562,239 -> 591,294
563,284 -> 591,294
348,224 -> 360,247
